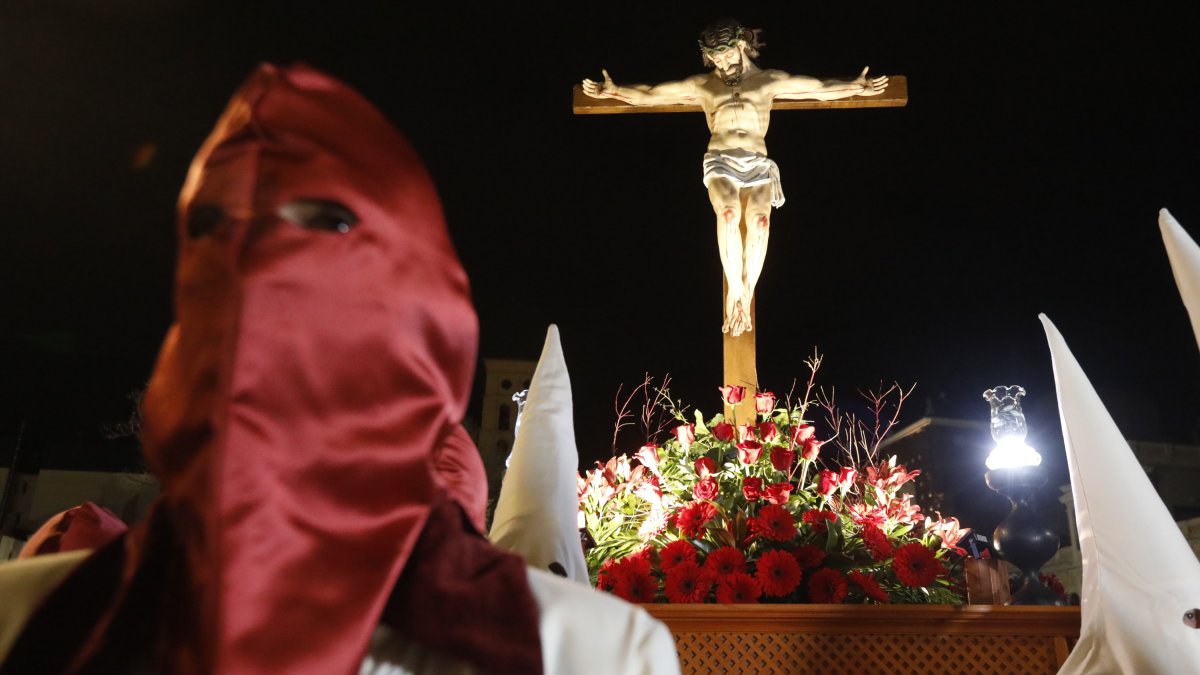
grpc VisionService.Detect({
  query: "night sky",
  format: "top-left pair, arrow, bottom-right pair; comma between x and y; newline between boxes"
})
3,3 -> 1199,485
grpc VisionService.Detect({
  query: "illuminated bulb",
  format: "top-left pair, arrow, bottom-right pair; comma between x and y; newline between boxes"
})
986,436 -> 1043,470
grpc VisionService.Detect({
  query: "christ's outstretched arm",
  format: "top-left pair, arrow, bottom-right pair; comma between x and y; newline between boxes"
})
582,69 -> 706,106
768,66 -> 888,101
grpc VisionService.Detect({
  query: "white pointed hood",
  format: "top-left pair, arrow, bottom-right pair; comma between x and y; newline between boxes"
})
489,325 -> 589,584
1040,315 -> 1200,674
1160,208 -> 1200,354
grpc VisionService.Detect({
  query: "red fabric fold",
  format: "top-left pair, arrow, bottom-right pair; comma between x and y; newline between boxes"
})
384,495 -> 543,675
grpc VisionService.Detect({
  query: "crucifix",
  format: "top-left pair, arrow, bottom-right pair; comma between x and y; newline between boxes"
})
574,18 -> 907,423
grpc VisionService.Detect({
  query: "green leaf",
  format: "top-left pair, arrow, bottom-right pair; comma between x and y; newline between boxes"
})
711,524 -> 735,548
825,521 -> 839,552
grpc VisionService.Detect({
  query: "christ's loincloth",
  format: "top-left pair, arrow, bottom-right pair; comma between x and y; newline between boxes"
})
702,149 -> 785,208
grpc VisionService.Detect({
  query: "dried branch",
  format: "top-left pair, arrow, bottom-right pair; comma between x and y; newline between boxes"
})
800,350 -> 823,420
612,374 -> 680,454
816,386 -> 847,463
866,381 -> 916,459
611,378 -> 644,455
644,374 -> 676,442
817,377 -> 915,469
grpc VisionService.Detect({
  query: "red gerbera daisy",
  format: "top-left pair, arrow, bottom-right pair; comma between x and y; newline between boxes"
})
704,546 -> 747,576
848,570 -> 890,603
802,509 -> 838,534
663,561 -> 713,603
791,544 -> 826,570
612,569 -> 658,603
749,504 -> 797,542
860,523 -> 895,561
599,551 -> 653,590
659,540 -> 698,572
716,573 -> 762,604
676,501 -> 718,538
755,549 -> 803,597
596,558 -> 619,591
892,542 -> 945,588
625,547 -> 653,568
807,567 -> 848,604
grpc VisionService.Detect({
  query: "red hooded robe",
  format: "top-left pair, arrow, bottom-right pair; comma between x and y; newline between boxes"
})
2,63 -> 540,675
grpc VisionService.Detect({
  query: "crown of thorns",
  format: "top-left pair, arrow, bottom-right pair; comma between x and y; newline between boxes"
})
698,21 -> 763,56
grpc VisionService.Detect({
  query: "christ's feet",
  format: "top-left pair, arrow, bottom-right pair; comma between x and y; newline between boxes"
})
723,299 -> 751,337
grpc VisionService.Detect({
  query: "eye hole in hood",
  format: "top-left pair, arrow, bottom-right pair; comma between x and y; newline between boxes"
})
277,198 -> 359,233
186,204 -> 225,239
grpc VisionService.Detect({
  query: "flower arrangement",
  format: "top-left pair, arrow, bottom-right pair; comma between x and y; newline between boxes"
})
578,358 -> 968,605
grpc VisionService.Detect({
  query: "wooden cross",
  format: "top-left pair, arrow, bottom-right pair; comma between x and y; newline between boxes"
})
572,77 -> 908,423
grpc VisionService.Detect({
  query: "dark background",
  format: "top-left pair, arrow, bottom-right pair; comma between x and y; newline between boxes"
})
3,2 -> 1199,514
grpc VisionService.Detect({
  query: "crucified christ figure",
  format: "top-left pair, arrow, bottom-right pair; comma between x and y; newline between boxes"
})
582,18 -> 888,336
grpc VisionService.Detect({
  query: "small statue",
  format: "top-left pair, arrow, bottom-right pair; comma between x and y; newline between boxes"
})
583,18 -> 887,336
507,388 -> 529,467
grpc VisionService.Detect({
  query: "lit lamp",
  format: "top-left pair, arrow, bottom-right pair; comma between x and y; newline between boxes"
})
982,385 -> 1064,605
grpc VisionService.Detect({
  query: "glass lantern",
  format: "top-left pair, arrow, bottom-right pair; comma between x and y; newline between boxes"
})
983,385 -> 1041,470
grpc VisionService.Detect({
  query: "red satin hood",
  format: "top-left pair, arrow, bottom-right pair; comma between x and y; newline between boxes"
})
139,62 -> 478,674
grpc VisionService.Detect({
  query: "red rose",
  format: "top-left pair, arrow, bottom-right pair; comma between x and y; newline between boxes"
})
736,424 -> 757,443
694,457 -> 716,479
763,482 -> 793,505
802,437 -> 822,462
838,467 -> 857,491
791,424 -> 816,445
711,422 -> 735,442
770,447 -> 795,472
757,421 -> 779,443
737,440 -> 763,465
633,444 -> 659,471
719,385 -> 746,404
742,477 -> 763,502
693,477 -> 719,501
673,424 -> 695,449
818,469 -> 838,496
754,391 -> 776,414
